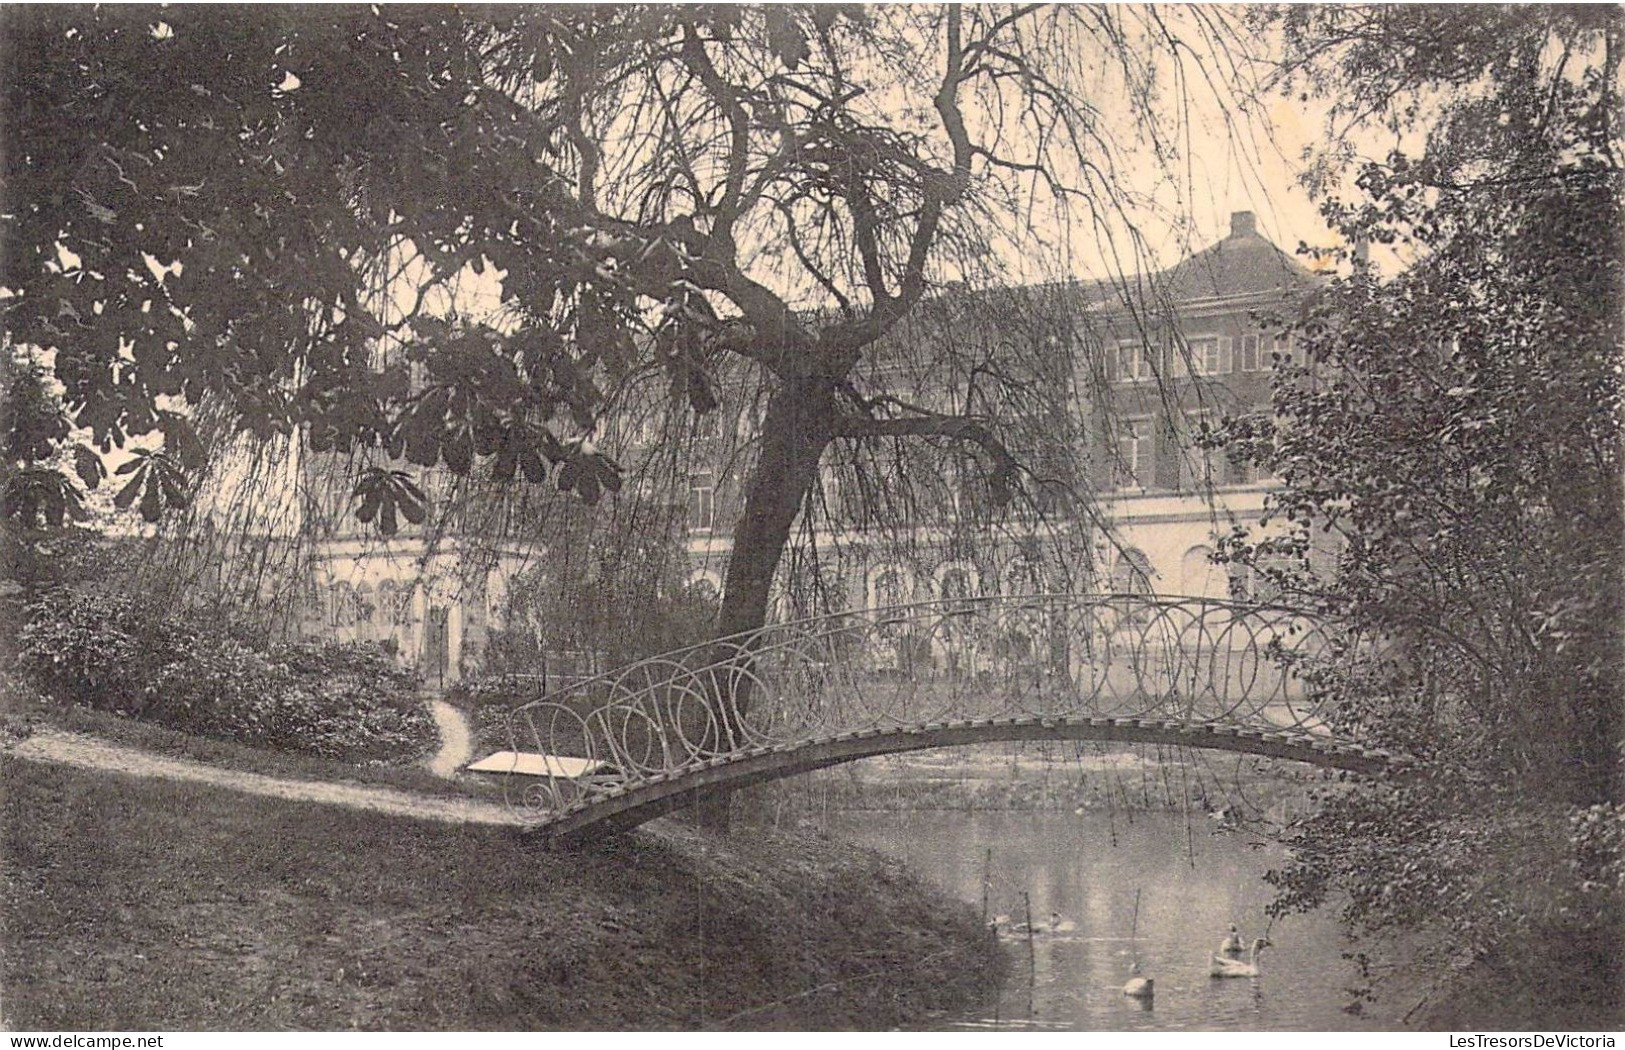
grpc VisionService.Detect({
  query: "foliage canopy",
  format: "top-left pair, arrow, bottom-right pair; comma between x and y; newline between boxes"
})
1222,4 -> 1624,1013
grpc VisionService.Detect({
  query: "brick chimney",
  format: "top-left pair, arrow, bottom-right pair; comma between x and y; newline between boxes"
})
1230,210 -> 1257,237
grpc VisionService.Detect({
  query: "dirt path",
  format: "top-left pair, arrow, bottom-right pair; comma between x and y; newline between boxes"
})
7,728 -> 530,827
426,698 -> 474,779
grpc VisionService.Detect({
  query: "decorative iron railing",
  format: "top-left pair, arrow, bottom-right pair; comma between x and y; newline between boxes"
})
499,594 -> 1367,819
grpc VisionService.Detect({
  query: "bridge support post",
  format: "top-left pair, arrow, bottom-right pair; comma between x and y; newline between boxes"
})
981,847 -> 992,924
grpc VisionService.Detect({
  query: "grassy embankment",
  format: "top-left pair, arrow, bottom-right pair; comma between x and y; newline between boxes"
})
0,746 -> 1002,1030
1414,931 -> 1622,1031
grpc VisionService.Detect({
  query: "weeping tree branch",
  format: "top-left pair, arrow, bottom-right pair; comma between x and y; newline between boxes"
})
832,404 -> 1022,507
677,21 -> 751,241
817,5 -> 981,360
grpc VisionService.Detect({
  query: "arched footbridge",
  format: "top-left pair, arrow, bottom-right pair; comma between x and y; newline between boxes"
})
488,595 -> 1403,844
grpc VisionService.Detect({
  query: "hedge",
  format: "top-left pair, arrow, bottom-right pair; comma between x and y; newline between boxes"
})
17,591 -> 434,762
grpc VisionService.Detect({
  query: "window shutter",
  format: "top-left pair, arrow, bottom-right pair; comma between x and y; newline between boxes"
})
1154,429 -> 1180,490
1218,336 -> 1234,374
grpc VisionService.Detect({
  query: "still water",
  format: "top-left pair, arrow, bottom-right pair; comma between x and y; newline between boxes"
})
825,809 -> 1397,1031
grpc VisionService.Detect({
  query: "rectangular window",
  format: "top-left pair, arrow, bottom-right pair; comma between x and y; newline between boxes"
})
1114,343 -> 1148,382
737,400 -> 764,442
1251,413 -> 1283,480
1182,412 -> 1218,489
1252,554 -> 1292,601
1187,336 -> 1234,376
1116,419 -> 1148,488
1239,333 -> 1261,372
1225,448 -> 1254,486
694,409 -> 723,439
688,472 -> 715,532
1036,479 -> 1068,516
1033,445 -> 1072,515
820,466 -> 843,514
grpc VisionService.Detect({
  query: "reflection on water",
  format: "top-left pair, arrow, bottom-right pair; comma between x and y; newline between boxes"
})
824,809 -> 1395,1031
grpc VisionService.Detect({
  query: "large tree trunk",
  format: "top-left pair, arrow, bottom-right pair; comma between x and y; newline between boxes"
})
693,375 -> 837,829
717,377 -> 838,637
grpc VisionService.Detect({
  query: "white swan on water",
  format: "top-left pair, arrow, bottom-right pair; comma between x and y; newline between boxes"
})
1210,937 -> 1272,978
992,911 -> 1077,935
1122,959 -> 1154,998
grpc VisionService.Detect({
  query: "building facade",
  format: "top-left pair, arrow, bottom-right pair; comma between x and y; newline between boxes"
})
678,210 -> 1319,619
294,211 -> 1319,685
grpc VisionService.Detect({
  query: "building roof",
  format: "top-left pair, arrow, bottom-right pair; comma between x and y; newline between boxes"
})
903,211 -> 1315,324
1155,211 -> 1318,302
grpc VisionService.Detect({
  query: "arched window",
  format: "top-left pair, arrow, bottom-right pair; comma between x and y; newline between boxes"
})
1110,549 -> 1154,596
935,561 -> 979,601
355,582 -> 377,639
377,582 -> 399,628
998,560 -> 1048,663
298,578 -> 326,636
332,581 -> 356,628
687,575 -> 720,604
1004,560 -> 1042,596
1227,563 -> 1252,601
868,565 -> 910,610
1248,555 -> 1291,603
395,583 -> 416,626
940,569 -> 972,599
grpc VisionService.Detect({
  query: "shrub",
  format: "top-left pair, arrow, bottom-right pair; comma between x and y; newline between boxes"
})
16,590 -> 433,762
17,590 -> 193,716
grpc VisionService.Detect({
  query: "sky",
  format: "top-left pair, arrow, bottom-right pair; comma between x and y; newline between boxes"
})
979,7 -> 1403,287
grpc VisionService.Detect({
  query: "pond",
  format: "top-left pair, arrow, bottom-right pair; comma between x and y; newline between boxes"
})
823,809 -> 1401,1031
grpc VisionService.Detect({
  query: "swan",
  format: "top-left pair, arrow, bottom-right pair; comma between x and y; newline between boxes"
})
1122,960 -> 1154,999
997,913 -> 1077,936
1210,937 -> 1271,978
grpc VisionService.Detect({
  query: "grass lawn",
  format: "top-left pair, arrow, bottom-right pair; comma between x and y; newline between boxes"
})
0,753 -> 1002,1030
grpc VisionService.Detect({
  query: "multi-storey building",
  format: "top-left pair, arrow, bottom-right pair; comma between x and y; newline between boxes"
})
1086,209 -> 1316,603
293,210 -> 1317,686
680,210 -> 1318,616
